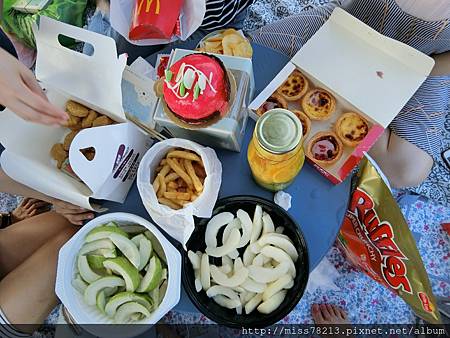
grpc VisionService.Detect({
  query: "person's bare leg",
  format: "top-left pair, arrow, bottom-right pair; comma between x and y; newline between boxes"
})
369,129 -> 433,188
312,304 -> 350,325
312,304 -> 352,338
369,51 -> 450,188
0,226 -> 78,333
430,51 -> 450,76
0,211 -> 76,277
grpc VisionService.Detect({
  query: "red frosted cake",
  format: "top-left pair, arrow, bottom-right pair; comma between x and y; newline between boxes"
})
163,54 -> 230,124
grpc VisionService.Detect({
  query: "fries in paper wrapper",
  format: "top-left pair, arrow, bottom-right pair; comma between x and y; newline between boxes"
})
129,0 -> 183,40
338,157 -> 441,323
137,139 -> 222,247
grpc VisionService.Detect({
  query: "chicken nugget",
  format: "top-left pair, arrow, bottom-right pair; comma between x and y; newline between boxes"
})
63,115 -> 81,129
50,143 -> 66,160
63,130 -> 79,151
92,115 -> 113,127
81,110 -> 98,129
50,143 -> 68,168
66,100 -> 89,117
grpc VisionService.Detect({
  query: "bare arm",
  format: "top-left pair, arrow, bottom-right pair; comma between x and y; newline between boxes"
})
0,168 -> 94,225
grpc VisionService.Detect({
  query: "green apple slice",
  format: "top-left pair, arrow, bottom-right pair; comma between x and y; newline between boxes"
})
131,235 -> 153,271
87,255 -> 107,270
89,248 -> 116,258
103,257 -> 141,292
104,292 -> 153,318
131,313 -> 143,321
104,287 -> 118,297
72,274 -> 88,294
137,256 -> 162,293
114,302 -> 151,323
144,231 -> 166,264
78,255 -> 102,283
121,224 -> 146,234
108,233 -> 140,269
160,268 -> 167,282
149,287 -> 159,308
96,291 -> 107,313
79,239 -> 115,256
158,280 -> 168,306
85,226 -> 128,243
105,221 -> 119,227
84,276 -> 125,306
131,234 -> 145,246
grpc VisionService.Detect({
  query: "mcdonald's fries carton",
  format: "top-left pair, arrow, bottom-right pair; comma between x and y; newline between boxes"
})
110,0 -> 205,46
129,0 -> 183,40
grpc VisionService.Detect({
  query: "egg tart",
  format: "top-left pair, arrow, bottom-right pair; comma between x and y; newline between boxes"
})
292,110 -> 311,139
276,69 -> 309,101
307,131 -> 343,165
301,89 -> 336,120
256,93 -> 288,116
335,112 -> 369,147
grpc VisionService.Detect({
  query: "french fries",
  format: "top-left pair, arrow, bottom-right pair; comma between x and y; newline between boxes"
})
157,174 -> 166,198
164,172 -> 179,183
163,191 -> 191,201
152,148 -> 206,209
167,150 -> 201,162
158,197 -> 181,210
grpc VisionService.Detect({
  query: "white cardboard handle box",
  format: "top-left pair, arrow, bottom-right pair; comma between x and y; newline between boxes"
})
0,17 -> 152,209
249,8 -> 435,184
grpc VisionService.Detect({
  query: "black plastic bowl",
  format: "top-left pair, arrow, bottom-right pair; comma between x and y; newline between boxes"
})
182,195 -> 309,328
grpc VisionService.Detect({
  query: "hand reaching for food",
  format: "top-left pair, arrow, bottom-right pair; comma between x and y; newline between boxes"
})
0,48 -> 68,125
51,198 -> 95,226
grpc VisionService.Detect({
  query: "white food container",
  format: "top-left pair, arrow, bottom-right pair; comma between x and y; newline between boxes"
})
0,17 -> 152,210
55,212 -> 181,338
137,139 -> 222,247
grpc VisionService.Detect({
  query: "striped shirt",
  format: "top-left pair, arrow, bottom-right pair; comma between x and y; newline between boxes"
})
249,0 -> 450,157
200,0 -> 254,31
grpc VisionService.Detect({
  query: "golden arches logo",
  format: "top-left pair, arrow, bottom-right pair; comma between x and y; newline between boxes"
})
137,0 -> 161,15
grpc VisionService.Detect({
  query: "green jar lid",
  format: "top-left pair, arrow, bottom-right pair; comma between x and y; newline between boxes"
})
256,108 -> 303,154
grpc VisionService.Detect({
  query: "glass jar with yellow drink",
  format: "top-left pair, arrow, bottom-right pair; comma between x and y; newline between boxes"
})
247,109 -> 305,191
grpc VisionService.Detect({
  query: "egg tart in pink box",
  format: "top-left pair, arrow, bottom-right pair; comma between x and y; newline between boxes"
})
307,131 -> 343,165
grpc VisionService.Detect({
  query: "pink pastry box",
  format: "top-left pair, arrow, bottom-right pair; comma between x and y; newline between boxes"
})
249,8 -> 435,184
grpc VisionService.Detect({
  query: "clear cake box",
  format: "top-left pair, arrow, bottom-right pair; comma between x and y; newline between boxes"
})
153,49 -> 255,152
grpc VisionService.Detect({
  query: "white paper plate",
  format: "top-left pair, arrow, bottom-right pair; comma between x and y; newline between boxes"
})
56,212 -> 181,338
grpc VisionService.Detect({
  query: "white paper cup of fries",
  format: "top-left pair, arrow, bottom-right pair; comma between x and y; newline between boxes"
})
137,139 -> 222,247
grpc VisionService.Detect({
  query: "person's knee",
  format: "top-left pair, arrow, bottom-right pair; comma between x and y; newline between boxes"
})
389,152 -> 433,188
49,226 -> 78,250
369,130 -> 434,189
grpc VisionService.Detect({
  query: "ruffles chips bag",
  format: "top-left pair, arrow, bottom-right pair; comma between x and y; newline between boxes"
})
338,157 -> 441,323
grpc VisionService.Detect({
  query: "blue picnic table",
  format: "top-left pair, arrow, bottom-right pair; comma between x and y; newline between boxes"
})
103,40 -> 351,314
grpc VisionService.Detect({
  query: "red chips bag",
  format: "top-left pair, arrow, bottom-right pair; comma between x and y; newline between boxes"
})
129,0 -> 184,40
338,157 -> 441,323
